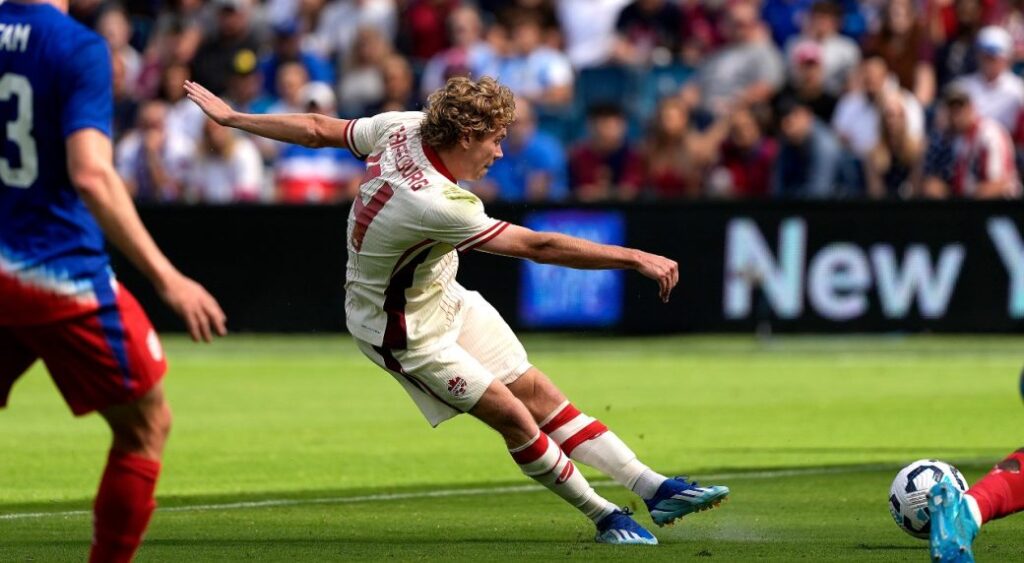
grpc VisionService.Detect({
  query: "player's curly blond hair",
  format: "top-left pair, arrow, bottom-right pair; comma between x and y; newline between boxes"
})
421,76 -> 515,150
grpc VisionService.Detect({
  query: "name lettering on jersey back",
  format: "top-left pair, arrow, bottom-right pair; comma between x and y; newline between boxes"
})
0,24 -> 31,52
388,127 -> 430,191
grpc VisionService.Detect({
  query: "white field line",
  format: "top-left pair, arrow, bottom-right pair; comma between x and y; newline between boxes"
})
0,463 -> 898,522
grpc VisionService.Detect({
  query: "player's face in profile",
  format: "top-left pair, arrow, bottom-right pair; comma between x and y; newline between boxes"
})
464,127 -> 506,180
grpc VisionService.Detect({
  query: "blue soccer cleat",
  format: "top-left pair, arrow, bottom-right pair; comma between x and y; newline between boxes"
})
928,476 -> 979,562
644,476 -> 730,527
594,509 -> 659,545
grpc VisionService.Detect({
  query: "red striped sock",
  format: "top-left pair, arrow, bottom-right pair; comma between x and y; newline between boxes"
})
509,432 -> 615,522
539,402 -> 608,456
966,450 -> 1024,524
539,402 -> 665,498
89,450 -> 161,563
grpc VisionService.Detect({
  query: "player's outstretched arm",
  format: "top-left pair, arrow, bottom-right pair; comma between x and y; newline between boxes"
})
478,224 -> 679,303
183,80 -> 351,150
67,129 -> 227,342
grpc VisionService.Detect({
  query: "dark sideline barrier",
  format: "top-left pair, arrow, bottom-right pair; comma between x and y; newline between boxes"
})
114,201 -> 1024,334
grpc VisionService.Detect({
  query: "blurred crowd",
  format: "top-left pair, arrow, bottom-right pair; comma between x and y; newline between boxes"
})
81,0 -> 1024,203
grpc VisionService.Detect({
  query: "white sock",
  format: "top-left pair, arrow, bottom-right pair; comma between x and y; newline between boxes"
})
540,401 -> 669,500
510,432 -> 617,522
965,493 -> 984,528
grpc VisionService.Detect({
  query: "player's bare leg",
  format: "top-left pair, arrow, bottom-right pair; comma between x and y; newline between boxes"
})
469,380 -> 657,544
90,385 -> 172,563
508,368 -> 729,526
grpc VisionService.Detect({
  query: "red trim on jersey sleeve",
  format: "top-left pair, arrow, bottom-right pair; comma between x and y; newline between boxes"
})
459,221 -> 511,253
455,221 -> 509,253
422,142 -> 457,183
346,118 -> 367,159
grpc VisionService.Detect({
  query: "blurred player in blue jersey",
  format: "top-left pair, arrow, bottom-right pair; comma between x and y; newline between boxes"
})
0,1 -> 226,561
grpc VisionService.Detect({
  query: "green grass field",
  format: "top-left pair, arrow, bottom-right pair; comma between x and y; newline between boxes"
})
1,335 -> 1022,561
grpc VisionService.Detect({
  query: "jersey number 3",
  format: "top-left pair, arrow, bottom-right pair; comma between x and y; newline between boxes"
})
0,73 -> 39,188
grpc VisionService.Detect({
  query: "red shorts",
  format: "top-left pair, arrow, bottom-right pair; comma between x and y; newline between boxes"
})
0,284 -> 167,416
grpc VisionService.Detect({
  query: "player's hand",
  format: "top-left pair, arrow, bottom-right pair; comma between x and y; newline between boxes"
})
183,80 -> 235,126
634,251 -> 679,303
158,271 -> 227,343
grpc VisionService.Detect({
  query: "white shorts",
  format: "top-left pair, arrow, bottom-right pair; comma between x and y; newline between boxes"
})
355,290 -> 532,427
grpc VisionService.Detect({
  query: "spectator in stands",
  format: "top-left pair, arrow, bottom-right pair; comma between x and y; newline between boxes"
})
611,0 -> 683,66
312,0 -> 397,60
112,52 -> 138,142
783,1 -> 860,96
191,0 -> 262,95
477,97 -> 568,202
274,83 -> 365,203
259,20 -> 335,99
864,89 -> 925,198
934,0 -> 983,89
994,0 -> 1024,66
772,95 -> 844,198
149,0 -> 204,67
677,0 -> 725,65
337,26 -> 392,117
137,8 -> 203,100
368,54 -> 418,113
952,26 -> 1024,132
98,5 -> 142,98
920,103 -> 957,197
116,100 -> 196,203
761,0 -> 814,47
266,62 -> 309,115
420,5 -> 497,98
777,39 -> 839,122
254,61 -> 312,161
862,0 -> 937,106
642,98 -> 716,199
487,0 -> 562,48
158,62 -> 206,142
225,49 -> 273,114
488,9 -> 574,107
712,108 -> 779,198
401,0 -> 459,62
685,0 -> 786,117
832,56 -> 925,159
557,0 -> 633,68
185,119 -> 265,204
927,85 -> 1022,198
569,103 -> 645,201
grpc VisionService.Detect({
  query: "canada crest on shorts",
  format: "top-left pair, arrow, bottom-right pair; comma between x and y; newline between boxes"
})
447,376 -> 467,397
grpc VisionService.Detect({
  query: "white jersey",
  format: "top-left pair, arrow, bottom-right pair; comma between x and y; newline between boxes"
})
343,112 -> 509,349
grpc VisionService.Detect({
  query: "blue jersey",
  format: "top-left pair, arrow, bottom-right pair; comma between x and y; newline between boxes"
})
0,2 -> 114,324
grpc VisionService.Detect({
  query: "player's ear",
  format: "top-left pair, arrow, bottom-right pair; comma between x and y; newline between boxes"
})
459,134 -> 472,150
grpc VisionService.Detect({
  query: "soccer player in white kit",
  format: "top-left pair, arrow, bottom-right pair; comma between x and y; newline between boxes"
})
185,76 -> 729,544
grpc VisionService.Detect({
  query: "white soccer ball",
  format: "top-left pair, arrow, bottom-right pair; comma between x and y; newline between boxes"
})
888,459 -> 968,539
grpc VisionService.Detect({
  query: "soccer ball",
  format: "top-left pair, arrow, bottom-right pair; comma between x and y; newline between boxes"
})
888,459 -> 968,539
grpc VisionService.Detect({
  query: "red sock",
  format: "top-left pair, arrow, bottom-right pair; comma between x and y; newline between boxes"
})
966,450 -> 1024,524
89,450 -> 161,563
